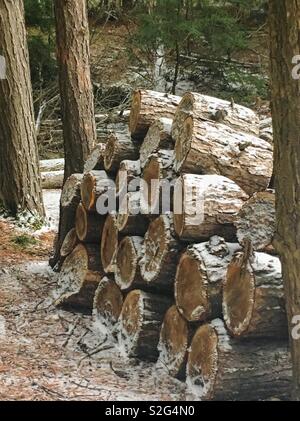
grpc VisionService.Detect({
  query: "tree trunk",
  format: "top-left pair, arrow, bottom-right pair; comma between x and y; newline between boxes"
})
116,160 -> 141,196
93,277 -> 123,336
175,236 -> 240,322
157,305 -> 191,379
139,213 -> 184,290
101,213 -> 119,273
174,116 -> 273,196
81,170 -> 112,212
141,150 -> 174,216
235,190 -> 276,252
84,143 -> 106,173
49,173 -> 83,269
269,0 -> 300,399
54,0 -> 96,180
140,118 -> 173,168
173,174 -> 248,242
0,0 -> 44,216
186,320 -> 291,401
171,92 -> 259,143
118,192 -> 148,236
115,236 -> 144,290
223,249 -> 288,339
75,202 -> 104,243
129,89 -> 181,139
118,289 -> 171,360
104,131 -> 139,174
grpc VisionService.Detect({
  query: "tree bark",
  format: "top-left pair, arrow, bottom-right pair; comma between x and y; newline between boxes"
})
269,0 -> 300,399
186,320 -> 291,401
223,249 -> 288,339
118,289 -> 171,360
173,174 -> 248,242
0,0 -> 44,216
104,131 -> 139,174
54,0 -> 96,180
129,89 -> 181,139
171,92 -> 259,143
175,236 -> 240,322
140,118 -> 173,168
101,212 -> 119,273
174,116 -> 273,196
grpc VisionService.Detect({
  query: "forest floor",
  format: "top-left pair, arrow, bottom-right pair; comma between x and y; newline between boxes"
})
0,191 -> 187,401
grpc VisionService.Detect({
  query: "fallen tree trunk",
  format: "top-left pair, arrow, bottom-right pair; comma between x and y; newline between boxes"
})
115,236 -> 144,291
118,289 -> 171,360
55,243 -> 103,312
223,249 -> 288,339
235,190 -> 276,252
104,132 -> 139,173
141,150 -> 174,216
173,174 -> 248,242
157,305 -> 191,379
40,158 -> 64,172
140,118 -> 173,168
175,236 -> 240,322
139,213 -> 184,289
49,173 -> 83,269
129,89 -> 181,139
116,160 -> 141,196
174,116 -> 273,195
93,277 -> 123,335
60,228 -> 78,258
75,202 -> 104,243
186,320 -> 291,401
101,212 -> 119,273
84,143 -> 106,173
41,170 -> 64,189
171,92 -> 259,143
81,170 -> 112,212
118,192 -> 148,236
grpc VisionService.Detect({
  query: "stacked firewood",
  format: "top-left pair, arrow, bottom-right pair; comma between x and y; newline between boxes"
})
53,89 -> 291,401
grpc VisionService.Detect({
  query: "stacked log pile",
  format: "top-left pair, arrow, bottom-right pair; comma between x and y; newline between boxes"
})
53,89 -> 291,400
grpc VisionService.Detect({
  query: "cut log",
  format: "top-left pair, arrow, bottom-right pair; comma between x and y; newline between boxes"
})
81,170 -> 112,212
118,289 -> 171,360
139,213 -> 184,289
171,92 -> 259,143
157,305 -> 190,379
84,143 -> 106,173
75,202 -> 104,243
40,158 -> 64,172
140,117 -> 173,168
41,170 -> 64,189
174,116 -> 273,195
186,320 -> 291,401
49,173 -> 83,269
223,249 -> 287,339
175,236 -> 240,322
129,89 -> 181,139
60,228 -> 78,258
93,277 -> 123,335
104,131 -> 139,173
116,160 -> 141,196
118,192 -> 148,236
55,243 -> 103,312
100,212 -> 119,273
115,236 -> 144,290
141,150 -> 174,216
173,174 -> 248,242
235,190 -> 276,252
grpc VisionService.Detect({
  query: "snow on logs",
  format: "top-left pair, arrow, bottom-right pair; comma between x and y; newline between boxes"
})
129,89 -> 181,139
104,131 -> 139,173
41,170 -> 64,189
115,236 -> 144,291
175,236 -> 240,322
174,116 -> 273,195
173,174 -> 248,242
223,249 -> 287,339
118,289 -> 171,360
186,320 -> 291,401
171,92 -> 260,143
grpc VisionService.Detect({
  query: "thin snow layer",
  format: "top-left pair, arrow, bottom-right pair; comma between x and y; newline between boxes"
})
21,260 -> 54,277
42,189 -> 61,231
0,315 -> 6,340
